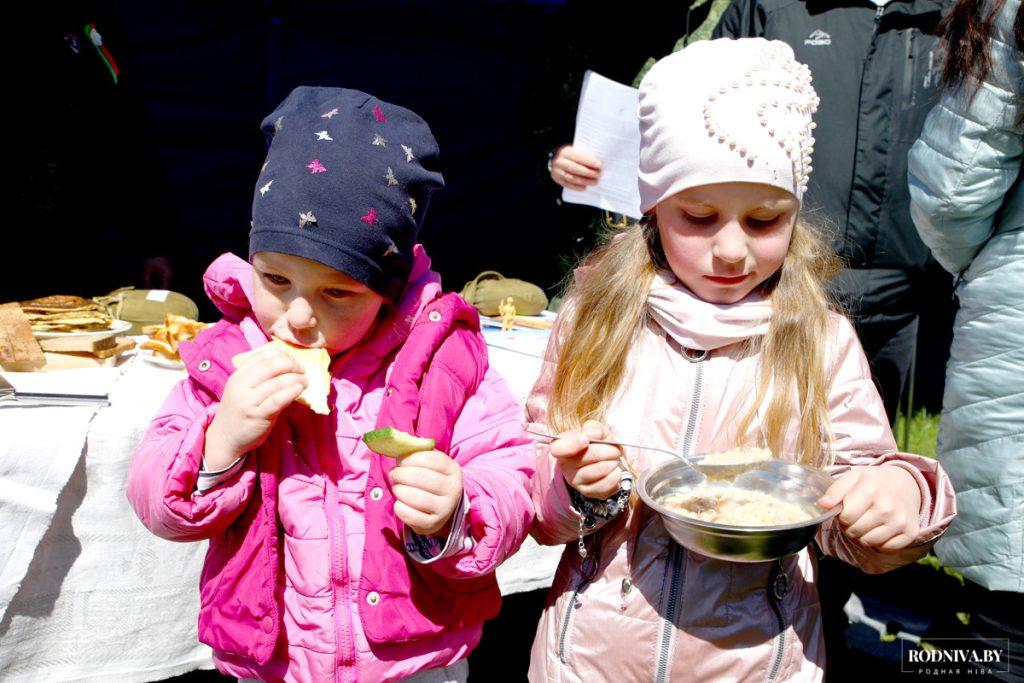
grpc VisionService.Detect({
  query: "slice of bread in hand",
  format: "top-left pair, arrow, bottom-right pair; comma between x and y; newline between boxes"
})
232,338 -> 331,415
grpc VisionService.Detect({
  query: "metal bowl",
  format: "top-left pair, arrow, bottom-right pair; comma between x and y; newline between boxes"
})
637,457 -> 840,563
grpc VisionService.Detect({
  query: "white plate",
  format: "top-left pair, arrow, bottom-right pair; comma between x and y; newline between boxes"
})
33,319 -> 133,340
141,350 -> 185,370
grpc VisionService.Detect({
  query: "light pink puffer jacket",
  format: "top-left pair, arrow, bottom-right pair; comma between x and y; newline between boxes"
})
528,309 -> 956,682
127,248 -> 535,683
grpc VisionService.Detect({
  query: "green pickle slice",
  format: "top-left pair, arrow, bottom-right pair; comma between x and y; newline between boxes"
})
362,427 -> 436,459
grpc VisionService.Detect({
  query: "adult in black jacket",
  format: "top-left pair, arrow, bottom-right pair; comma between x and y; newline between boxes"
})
714,0 -> 949,422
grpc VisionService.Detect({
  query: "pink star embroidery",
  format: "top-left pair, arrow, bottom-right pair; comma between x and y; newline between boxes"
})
307,158 -> 327,174
373,105 -> 387,123
360,208 -> 379,225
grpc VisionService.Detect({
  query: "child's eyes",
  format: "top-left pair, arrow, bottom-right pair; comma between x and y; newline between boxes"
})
746,215 -> 781,229
324,288 -> 351,299
263,272 -> 290,286
683,211 -> 717,225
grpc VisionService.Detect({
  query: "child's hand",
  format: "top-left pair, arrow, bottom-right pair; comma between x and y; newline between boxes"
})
389,450 -> 464,537
204,348 -> 307,471
550,420 -> 623,500
818,465 -> 922,550
549,144 -> 602,190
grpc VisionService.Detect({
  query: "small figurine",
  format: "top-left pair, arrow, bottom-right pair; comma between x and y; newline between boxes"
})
498,296 -> 517,333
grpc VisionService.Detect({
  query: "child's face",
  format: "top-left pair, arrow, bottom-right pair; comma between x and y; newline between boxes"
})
654,182 -> 798,304
251,252 -> 385,355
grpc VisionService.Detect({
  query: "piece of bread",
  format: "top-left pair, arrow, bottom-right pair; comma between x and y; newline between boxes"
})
232,338 -> 331,415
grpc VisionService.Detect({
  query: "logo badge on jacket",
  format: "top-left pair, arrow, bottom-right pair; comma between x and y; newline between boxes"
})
804,29 -> 832,46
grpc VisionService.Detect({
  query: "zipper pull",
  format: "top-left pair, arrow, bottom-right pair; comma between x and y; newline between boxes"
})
875,5 -> 884,22
619,577 -> 633,611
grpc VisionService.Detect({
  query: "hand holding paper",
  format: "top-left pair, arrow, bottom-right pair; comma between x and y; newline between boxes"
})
560,70 -> 642,219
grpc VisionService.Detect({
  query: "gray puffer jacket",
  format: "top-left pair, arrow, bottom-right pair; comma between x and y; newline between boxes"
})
907,0 -> 1024,592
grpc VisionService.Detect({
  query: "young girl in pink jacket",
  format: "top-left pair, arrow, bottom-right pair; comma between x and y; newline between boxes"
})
528,40 -> 956,681
127,87 -> 534,683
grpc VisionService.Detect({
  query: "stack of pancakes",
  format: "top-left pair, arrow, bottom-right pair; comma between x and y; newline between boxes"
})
20,295 -> 113,333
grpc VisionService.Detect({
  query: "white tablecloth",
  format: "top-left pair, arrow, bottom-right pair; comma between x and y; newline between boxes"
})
0,358 -> 212,682
0,325 -> 559,680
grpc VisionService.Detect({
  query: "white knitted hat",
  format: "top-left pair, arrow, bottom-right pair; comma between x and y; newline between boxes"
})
637,38 -> 819,213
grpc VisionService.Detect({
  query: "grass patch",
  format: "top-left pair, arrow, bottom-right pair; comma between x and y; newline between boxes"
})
894,410 -> 940,458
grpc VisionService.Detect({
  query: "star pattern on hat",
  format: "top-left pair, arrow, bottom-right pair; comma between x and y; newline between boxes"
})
315,130 -> 333,141
372,134 -> 387,148
408,197 -> 417,214
401,144 -> 415,162
384,167 -> 398,186
360,207 -> 379,225
261,160 -> 269,173
259,179 -> 273,196
275,116 -> 284,131
322,107 -> 339,119
373,105 -> 387,123
383,240 -> 399,257
307,158 -> 327,174
299,211 -> 317,228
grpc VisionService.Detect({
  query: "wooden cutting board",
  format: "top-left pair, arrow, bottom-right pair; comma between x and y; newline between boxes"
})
0,303 -> 45,371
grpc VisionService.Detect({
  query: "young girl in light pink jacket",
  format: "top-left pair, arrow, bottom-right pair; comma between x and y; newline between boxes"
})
528,39 -> 956,681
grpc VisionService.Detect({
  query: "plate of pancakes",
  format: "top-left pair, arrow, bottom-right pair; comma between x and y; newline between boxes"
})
21,295 -> 131,339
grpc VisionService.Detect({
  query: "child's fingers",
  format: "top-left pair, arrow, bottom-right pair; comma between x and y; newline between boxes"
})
238,349 -> 304,387
841,507 -> 886,539
580,420 -> 609,440
856,523 -> 902,548
255,378 -> 306,417
568,459 -> 619,489
392,484 -> 445,515
818,468 -> 862,509
550,432 -> 590,459
575,444 -> 624,466
879,532 -> 915,551
251,371 -> 307,408
389,466 -> 450,496
393,500 -> 436,533
836,489 -> 873,528
575,467 -> 622,500
399,450 -> 454,473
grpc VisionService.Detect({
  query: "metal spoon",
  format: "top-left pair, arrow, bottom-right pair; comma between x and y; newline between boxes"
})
527,429 -> 769,483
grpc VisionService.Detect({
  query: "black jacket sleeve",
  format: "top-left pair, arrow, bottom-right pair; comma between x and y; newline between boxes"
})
713,0 -> 766,39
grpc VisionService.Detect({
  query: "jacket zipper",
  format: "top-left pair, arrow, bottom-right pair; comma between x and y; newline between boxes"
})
766,560 -> 789,682
320,425 -> 356,683
653,355 -> 705,683
654,542 -> 686,683
680,362 -> 704,457
557,584 -> 583,664
903,29 -> 917,107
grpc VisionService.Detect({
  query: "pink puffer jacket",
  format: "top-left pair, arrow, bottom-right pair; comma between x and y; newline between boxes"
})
127,248 -> 535,683
528,307 -> 956,682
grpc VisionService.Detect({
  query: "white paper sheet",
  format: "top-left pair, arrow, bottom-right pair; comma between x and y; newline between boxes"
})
561,70 -> 642,219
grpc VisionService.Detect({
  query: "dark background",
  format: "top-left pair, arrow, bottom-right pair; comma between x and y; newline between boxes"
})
4,0 -> 693,311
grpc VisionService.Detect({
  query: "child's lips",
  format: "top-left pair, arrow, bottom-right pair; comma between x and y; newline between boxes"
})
704,273 -> 752,285
275,335 -> 325,350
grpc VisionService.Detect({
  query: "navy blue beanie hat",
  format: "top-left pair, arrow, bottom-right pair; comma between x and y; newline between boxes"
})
249,86 -> 445,301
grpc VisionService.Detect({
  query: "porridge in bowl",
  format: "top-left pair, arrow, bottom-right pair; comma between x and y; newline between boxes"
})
661,485 -> 813,526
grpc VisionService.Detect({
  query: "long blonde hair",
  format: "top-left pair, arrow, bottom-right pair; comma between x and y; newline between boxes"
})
547,214 -> 841,467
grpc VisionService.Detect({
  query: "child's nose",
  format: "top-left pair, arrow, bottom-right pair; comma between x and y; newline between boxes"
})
286,297 -> 318,329
712,224 -> 748,264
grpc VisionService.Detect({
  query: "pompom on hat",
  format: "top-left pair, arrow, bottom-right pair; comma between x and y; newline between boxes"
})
637,38 -> 820,213
249,86 -> 445,301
